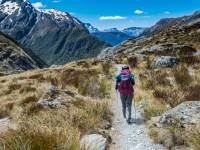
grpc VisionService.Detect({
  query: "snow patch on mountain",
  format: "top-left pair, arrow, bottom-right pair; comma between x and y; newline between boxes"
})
39,9 -> 81,25
122,27 -> 146,37
84,23 -> 99,33
0,1 -> 19,15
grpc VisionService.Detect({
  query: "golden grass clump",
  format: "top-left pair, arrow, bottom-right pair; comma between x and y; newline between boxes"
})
142,103 -> 166,121
173,66 -> 192,88
0,59 -> 113,149
189,130 -> 200,150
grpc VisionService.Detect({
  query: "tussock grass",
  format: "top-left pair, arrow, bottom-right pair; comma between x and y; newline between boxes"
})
142,103 -> 166,121
0,59 -> 113,149
189,130 -> 200,150
127,56 -> 138,68
173,66 -> 192,88
149,128 -> 159,143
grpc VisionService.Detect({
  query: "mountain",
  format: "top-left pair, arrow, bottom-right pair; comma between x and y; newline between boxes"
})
84,23 -> 99,33
141,17 -> 189,37
0,0 -> 109,66
103,28 -> 120,33
122,27 -> 146,37
93,31 -> 130,46
0,31 -> 40,75
84,24 -> 145,46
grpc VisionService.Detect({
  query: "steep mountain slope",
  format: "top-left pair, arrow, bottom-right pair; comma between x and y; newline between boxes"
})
141,16 -> 189,37
0,0 -> 109,66
0,31 -> 39,75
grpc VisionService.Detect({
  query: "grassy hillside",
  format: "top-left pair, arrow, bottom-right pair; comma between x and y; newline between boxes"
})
102,16 -> 200,149
0,31 -> 46,75
0,59 -> 113,149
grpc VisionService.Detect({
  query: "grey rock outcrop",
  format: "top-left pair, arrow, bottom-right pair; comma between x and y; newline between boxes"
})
151,56 -> 178,69
140,44 -> 196,55
80,134 -> 107,150
37,85 -> 61,108
38,97 -> 61,109
159,101 -> 200,127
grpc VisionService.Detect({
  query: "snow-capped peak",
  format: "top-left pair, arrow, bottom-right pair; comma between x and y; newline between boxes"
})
0,1 -> 19,15
103,28 -> 120,32
122,27 -> 146,37
40,9 -> 81,25
42,9 -> 70,20
84,23 -> 99,33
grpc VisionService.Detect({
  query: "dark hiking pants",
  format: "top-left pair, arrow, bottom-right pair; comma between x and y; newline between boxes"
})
120,94 -> 133,120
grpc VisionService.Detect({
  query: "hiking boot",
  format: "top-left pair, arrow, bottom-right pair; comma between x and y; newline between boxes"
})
127,118 -> 131,124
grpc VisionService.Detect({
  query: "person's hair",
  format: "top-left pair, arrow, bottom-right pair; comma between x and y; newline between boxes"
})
122,65 -> 129,70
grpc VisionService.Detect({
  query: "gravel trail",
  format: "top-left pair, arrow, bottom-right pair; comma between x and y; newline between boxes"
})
109,64 -> 166,150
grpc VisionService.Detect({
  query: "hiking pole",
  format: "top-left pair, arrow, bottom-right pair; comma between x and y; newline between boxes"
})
133,97 -> 137,120
116,89 -> 119,105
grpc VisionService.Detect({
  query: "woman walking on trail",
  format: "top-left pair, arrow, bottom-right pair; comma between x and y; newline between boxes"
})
115,65 -> 135,124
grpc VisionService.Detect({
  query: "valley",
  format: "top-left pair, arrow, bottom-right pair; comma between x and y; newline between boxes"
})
0,0 -> 200,150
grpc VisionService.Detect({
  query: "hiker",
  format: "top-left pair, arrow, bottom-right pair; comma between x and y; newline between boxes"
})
115,65 -> 135,124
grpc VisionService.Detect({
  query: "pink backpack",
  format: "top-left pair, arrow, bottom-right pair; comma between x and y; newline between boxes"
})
118,69 -> 134,96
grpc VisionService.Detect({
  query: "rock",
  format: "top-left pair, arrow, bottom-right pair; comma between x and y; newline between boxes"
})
140,44 -> 196,55
148,116 -> 162,128
0,118 -> 17,133
37,85 -> 62,108
37,97 -> 61,109
80,134 -> 107,150
151,56 -> 178,69
159,101 -> 200,128
50,65 -> 58,68
46,85 -> 57,97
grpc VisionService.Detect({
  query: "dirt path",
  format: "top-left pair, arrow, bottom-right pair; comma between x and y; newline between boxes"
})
109,64 -> 165,150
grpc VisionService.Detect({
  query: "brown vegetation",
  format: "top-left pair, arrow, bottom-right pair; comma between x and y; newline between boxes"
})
0,59 -> 113,149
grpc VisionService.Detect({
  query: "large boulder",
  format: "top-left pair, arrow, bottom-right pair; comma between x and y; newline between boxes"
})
159,101 -> 200,128
151,56 -> 178,69
80,134 -> 107,150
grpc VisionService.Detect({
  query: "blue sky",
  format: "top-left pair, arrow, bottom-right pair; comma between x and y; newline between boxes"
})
30,0 -> 200,30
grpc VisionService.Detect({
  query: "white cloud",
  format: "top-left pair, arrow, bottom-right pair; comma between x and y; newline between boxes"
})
164,11 -> 171,14
99,16 -> 127,20
134,9 -> 144,15
52,0 -> 61,3
32,2 -> 46,9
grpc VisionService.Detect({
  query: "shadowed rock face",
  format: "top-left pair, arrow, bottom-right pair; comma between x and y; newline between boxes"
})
0,0 -> 109,66
0,31 -> 38,75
